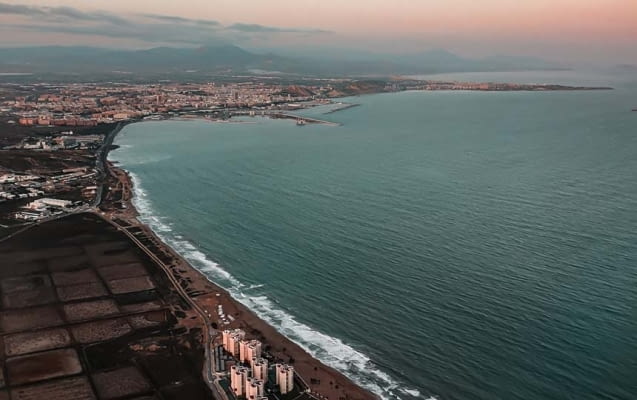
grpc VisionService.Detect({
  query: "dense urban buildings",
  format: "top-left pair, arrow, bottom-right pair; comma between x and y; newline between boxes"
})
222,328 -> 298,399
1,81 -> 326,128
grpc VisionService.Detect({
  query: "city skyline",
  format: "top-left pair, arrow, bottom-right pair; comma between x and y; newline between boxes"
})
0,0 -> 636,64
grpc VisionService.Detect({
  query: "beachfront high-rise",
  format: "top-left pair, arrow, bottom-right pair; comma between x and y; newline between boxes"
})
222,328 -> 246,356
246,378 -> 265,400
275,363 -> 295,394
251,357 -> 268,382
240,339 -> 262,363
230,365 -> 250,397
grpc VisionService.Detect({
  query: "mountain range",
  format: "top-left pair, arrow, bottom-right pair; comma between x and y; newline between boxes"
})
0,45 -> 565,78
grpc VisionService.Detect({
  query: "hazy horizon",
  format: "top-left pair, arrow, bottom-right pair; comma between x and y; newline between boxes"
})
0,0 -> 636,66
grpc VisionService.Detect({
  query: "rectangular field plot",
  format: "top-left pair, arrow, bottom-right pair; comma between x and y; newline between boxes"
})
0,306 -> 64,333
10,376 -> 96,400
0,274 -> 51,294
47,254 -> 91,272
56,281 -> 108,302
51,269 -> 100,287
4,328 -> 72,357
2,286 -> 57,309
63,299 -> 119,322
0,262 -> 46,279
91,366 -> 152,400
106,276 -> 155,295
97,263 -> 148,281
6,348 -> 82,386
71,318 -> 132,344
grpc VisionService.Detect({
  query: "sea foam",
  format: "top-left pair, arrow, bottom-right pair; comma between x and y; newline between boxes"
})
127,170 -> 427,400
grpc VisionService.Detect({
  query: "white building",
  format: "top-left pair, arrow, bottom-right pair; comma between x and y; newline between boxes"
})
26,198 -> 73,210
275,364 -> 294,394
0,174 -> 40,184
240,339 -> 262,364
230,365 -> 250,397
251,358 -> 268,382
15,210 -> 50,221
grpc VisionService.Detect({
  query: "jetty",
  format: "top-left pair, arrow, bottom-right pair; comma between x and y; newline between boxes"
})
324,103 -> 360,114
269,112 -> 341,126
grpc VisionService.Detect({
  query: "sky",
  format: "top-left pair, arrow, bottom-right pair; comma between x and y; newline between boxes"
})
0,0 -> 636,64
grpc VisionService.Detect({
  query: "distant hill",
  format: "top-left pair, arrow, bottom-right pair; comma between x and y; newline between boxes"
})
0,45 -> 282,73
0,45 -> 565,78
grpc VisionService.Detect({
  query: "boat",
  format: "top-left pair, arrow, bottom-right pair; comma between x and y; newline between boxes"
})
296,119 -> 306,126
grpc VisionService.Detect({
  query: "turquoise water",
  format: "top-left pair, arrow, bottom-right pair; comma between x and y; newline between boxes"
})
111,73 -> 637,400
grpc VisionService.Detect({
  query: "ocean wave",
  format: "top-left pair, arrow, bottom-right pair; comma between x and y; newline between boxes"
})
244,283 -> 265,290
127,171 -> 426,400
126,155 -> 174,166
129,172 -> 241,288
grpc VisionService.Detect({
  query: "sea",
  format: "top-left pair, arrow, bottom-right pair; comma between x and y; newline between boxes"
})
110,70 -> 637,400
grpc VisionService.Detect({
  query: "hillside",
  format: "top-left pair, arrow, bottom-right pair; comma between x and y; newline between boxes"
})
0,45 -> 564,78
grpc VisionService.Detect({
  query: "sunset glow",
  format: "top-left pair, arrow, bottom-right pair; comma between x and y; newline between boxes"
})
1,0 -> 636,63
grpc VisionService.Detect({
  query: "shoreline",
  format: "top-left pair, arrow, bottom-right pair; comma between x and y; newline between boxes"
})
101,125 -> 381,400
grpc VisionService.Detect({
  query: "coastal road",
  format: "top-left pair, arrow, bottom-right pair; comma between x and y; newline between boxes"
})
92,128 -> 228,399
100,214 -> 228,400
93,122 -> 126,207
1,208 -> 228,400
